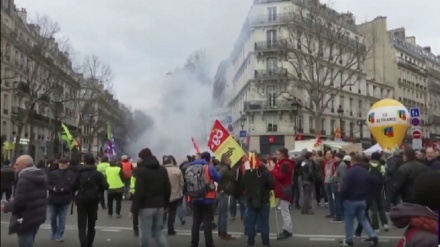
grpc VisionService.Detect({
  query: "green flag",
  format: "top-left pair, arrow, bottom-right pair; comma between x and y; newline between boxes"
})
61,123 -> 74,149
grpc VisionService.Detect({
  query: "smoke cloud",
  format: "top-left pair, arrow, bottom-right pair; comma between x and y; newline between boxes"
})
128,51 -> 215,162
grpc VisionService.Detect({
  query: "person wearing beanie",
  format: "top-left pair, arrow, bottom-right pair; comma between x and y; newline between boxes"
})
390,171 -> 440,247
132,148 -> 170,247
187,151 -> 221,247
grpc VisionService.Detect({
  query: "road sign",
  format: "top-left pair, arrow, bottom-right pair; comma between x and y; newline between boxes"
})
410,108 -> 420,118
226,115 -> 233,124
410,118 -> 420,126
412,139 -> 422,150
227,124 -> 234,132
239,130 -> 247,138
412,130 -> 421,139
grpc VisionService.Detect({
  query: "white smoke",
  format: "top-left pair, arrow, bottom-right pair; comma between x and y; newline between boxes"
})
128,51 -> 215,162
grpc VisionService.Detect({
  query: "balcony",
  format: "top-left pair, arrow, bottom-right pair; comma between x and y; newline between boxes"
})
254,39 -> 286,55
244,99 -> 296,112
249,13 -> 292,27
397,58 -> 425,75
427,67 -> 440,80
254,68 -> 288,81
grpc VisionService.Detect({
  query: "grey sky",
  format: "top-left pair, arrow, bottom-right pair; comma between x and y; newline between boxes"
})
15,0 -> 439,109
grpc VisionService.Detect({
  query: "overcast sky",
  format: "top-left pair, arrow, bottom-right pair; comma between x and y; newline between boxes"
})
15,0 -> 439,109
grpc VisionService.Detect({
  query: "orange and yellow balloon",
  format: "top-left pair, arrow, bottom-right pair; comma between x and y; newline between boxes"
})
366,99 -> 410,151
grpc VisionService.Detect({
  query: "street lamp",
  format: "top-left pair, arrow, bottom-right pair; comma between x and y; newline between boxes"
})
356,119 -> 366,139
337,105 -> 344,134
291,101 -> 302,134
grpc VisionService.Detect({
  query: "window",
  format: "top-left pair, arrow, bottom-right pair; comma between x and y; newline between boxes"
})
266,30 -> 277,45
349,98 -> 353,114
268,7 -> 277,21
358,100 -> 362,116
321,118 -> 325,132
339,96 -> 344,109
349,122 -> 354,137
3,94 -> 8,110
266,115 -> 278,132
267,58 -> 277,71
1,121 -> 6,135
309,116 -> 314,131
330,97 -> 335,110
1,0 -> 9,10
297,117 -> 303,131
267,86 -> 276,107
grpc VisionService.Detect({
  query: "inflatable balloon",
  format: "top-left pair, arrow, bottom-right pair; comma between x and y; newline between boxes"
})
366,99 -> 410,151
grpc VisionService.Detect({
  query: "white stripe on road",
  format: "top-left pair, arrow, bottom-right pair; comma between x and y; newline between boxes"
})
310,238 -> 336,241
100,229 -> 122,232
0,221 -> 401,240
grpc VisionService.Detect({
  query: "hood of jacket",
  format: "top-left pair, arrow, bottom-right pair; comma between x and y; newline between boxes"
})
141,156 -> 160,169
390,203 -> 438,234
78,164 -> 97,172
18,166 -> 46,186
190,159 -> 208,166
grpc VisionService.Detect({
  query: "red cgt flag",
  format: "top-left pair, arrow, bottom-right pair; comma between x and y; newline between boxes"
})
191,137 -> 201,153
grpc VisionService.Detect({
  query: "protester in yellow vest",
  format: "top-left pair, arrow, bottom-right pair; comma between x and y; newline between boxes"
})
129,159 -> 142,236
96,156 -> 110,209
105,160 -> 124,218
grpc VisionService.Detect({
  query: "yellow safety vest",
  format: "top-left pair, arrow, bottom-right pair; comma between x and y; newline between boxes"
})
130,176 -> 136,194
106,166 -> 124,189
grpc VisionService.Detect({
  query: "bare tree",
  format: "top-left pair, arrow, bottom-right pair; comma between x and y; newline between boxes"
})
268,1 -> 370,133
6,15 -> 73,158
73,55 -> 113,152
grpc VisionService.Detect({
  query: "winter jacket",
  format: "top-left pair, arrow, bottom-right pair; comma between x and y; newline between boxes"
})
243,165 -> 274,209
3,166 -> 47,234
385,155 -> 403,178
426,158 -> 440,170
271,158 -> 294,202
163,163 -> 184,202
313,157 -> 325,181
47,168 -> 75,205
131,156 -> 171,213
300,159 -> 315,184
333,161 -> 347,192
341,164 -> 378,201
390,203 -> 438,247
216,162 -> 236,195
0,166 -> 15,190
73,165 -> 109,206
392,159 -> 427,203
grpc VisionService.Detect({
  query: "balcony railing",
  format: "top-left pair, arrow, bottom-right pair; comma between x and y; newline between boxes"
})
397,57 -> 425,74
249,13 -> 293,26
254,68 -> 288,80
244,99 -> 296,111
254,0 -> 290,3
255,39 -> 286,52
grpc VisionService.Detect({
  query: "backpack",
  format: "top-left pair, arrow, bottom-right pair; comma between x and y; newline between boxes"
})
397,226 -> 420,247
184,164 -> 210,199
369,163 -> 384,185
75,171 -> 99,204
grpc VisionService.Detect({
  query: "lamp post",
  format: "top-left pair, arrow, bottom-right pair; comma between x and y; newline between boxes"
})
356,119 -> 366,139
291,101 -> 302,135
239,111 -> 247,130
337,105 -> 344,137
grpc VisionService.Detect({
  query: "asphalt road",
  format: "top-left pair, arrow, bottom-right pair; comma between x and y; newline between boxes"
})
1,201 -> 402,246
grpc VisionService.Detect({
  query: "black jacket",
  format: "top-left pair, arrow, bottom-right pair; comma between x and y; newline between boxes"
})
131,156 -> 171,213
47,168 -> 76,205
427,158 -> 440,170
301,159 -> 316,183
392,159 -> 427,203
73,165 -> 108,206
1,166 -> 15,189
4,166 -> 47,234
242,165 -> 274,209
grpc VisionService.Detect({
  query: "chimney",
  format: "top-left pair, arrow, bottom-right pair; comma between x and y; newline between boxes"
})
423,46 -> 431,53
392,28 -> 405,40
405,36 -> 416,45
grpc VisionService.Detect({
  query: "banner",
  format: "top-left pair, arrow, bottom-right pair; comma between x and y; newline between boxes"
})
61,123 -> 75,150
208,120 -> 245,167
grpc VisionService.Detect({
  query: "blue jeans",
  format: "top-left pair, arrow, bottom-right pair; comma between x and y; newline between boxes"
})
138,208 -> 169,247
49,204 -> 69,240
177,197 -> 185,221
217,193 -> 229,233
17,228 -> 39,247
245,203 -> 270,246
344,200 -> 376,243
334,189 -> 343,220
324,183 -> 335,216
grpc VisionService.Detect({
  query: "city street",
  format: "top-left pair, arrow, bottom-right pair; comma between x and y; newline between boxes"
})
0,201 -> 402,246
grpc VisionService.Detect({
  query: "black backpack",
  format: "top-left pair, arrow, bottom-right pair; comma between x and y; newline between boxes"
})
369,163 -> 384,185
75,171 -> 99,204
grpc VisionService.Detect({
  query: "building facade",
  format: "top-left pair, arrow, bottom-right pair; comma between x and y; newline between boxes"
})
215,0 -> 393,153
358,17 -> 440,144
1,0 -> 131,160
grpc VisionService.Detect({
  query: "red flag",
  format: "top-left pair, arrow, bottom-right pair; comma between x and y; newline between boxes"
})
191,137 -> 201,153
314,133 -> 322,148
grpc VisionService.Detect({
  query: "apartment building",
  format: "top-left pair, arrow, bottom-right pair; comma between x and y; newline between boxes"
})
213,0 -> 393,153
358,17 -> 440,144
1,0 -> 130,159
